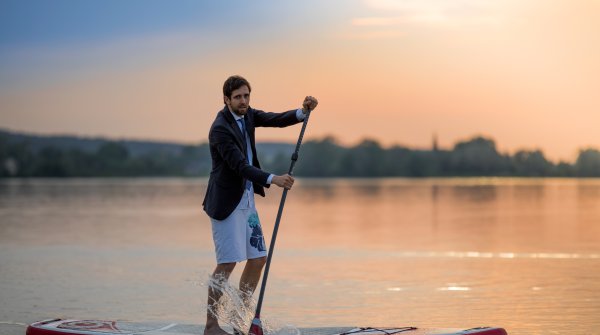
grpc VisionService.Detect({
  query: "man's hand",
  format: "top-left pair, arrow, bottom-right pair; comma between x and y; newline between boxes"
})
302,96 -> 318,114
272,174 -> 295,190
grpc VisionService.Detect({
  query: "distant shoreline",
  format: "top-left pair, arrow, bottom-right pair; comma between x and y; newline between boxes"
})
2,129 -> 599,178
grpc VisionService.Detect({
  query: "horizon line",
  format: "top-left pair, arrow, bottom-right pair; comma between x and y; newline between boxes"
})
2,127 -> 598,165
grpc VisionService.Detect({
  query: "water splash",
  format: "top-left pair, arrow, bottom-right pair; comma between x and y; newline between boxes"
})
203,274 -> 301,335
207,274 -> 255,334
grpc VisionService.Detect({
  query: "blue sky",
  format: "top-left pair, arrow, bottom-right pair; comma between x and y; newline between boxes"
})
0,0 -> 352,48
1,1 -> 274,47
0,0 -> 354,90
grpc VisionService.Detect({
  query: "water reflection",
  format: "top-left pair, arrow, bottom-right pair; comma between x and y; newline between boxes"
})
577,181 -> 600,206
436,286 -> 471,291
430,184 -> 440,230
1,178 -> 600,335
449,185 -> 497,203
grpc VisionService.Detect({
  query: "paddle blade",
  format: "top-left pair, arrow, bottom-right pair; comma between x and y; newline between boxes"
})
248,317 -> 263,335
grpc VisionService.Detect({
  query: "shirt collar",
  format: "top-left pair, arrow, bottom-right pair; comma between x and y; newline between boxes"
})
227,106 -> 244,122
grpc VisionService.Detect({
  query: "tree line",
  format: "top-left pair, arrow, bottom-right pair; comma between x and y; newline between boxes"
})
1,135 -> 599,177
291,136 -> 600,177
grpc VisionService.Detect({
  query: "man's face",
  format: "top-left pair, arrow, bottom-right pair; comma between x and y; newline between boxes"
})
225,85 -> 250,117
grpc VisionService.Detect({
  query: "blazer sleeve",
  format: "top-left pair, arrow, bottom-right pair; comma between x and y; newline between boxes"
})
253,109 -> 301,128
210,124 -> 271,186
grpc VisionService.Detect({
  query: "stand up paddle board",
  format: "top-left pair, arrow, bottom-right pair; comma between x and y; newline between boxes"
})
27,319 -> 507,335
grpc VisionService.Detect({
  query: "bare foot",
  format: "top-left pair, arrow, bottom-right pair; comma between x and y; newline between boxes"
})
204,324 -> 232,335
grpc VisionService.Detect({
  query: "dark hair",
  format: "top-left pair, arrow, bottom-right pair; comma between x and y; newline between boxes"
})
223,75 -> 251,99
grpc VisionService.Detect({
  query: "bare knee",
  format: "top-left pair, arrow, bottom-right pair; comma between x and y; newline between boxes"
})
247,256 -> 267,269
213,262 -> 236,280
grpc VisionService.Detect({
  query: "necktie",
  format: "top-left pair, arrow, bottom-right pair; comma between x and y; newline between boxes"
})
237,119 -> 253,191
237,119 -> 248,148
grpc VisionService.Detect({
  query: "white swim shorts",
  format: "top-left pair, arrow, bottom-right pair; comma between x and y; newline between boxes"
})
210,189 -> 268,264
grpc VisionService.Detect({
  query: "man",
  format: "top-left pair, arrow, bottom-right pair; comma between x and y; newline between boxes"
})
203,75 -> 318,335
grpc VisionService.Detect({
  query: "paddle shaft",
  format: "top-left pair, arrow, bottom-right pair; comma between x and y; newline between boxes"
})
253,110 -> 312,318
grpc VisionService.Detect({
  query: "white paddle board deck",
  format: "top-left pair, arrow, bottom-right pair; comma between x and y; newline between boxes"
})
26,319 -> 507,335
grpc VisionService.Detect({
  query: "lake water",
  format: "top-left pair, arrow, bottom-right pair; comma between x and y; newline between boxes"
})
1,178 -> 599,335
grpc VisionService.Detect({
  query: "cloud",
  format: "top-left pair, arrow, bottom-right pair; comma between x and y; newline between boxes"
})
358,0 -> 502,27
364,0 -> 495,12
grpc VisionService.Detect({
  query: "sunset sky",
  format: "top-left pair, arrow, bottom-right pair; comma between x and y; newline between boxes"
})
1,0 -> 599,162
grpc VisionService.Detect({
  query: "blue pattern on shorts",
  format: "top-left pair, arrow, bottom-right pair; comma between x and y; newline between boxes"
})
248,213 -> 266,252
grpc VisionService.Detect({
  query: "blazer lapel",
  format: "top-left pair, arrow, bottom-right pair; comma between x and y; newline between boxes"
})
221,106 -> 246,151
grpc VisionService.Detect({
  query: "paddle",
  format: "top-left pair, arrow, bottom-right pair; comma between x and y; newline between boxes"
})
248,108 -> 312,335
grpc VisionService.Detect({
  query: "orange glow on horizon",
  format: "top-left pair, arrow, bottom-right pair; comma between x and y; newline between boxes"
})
1,0 -> 599,162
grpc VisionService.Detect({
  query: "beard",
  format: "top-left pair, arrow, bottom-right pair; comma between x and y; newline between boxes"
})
230,104 -> 248,116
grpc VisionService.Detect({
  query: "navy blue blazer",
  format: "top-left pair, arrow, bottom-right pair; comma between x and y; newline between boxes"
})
203,105 -> 302,220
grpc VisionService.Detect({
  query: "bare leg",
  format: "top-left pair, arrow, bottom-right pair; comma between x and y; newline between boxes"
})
239,256 -> 267,299
205,262 -> 236,335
